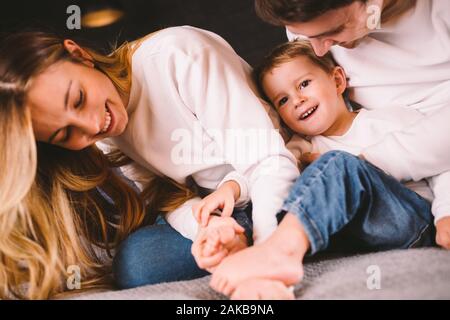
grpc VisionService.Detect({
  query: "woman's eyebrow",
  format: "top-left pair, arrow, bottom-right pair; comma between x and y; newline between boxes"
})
48,80 -> 72,143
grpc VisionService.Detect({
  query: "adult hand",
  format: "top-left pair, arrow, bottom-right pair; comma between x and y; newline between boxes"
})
192,180 -> 240,227
436,216 -> 450,250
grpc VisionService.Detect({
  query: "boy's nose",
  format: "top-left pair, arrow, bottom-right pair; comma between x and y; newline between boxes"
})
294,95 -> 307,108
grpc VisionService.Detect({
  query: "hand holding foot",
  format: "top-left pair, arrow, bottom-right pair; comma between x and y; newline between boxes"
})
210,213 -> 308,296
192,216 -> 247,272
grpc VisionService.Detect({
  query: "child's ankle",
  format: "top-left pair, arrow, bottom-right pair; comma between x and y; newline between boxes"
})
271,213 -> 310,257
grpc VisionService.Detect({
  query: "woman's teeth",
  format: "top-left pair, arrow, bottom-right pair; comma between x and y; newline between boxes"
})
300,105 -> 318,120
101,106 -> 112,133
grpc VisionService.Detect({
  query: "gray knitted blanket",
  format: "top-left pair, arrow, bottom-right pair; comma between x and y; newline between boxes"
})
72,248 -> 450,300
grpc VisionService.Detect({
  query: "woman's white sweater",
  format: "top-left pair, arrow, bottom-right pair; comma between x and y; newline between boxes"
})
110,26 -> 299,242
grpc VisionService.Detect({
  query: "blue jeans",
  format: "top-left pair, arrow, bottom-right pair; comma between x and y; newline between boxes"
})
113,206 -> 253,289
278,151 -> 435,255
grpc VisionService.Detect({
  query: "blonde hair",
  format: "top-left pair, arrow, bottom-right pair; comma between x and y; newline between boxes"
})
0,31 -> 194,299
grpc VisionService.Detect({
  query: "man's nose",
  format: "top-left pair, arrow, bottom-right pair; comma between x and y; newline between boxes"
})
310,39 -> 333,57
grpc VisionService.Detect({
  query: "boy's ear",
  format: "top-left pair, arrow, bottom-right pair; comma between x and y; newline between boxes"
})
63,40 -> 95,68
333,66 -> 347,95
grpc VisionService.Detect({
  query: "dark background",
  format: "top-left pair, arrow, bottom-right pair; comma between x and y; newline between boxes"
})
0,0 -> 287,66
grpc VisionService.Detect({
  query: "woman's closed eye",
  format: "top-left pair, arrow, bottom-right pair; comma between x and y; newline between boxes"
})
75,89 -> 84,109
58,90 -> 83,144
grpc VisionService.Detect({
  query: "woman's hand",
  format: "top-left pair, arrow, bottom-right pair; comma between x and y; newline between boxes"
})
436,216 -> 450,249
191,216 -> 246,272
192,181 -> 240,227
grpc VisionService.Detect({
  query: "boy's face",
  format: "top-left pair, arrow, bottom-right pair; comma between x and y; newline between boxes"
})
262,56 -> 345,137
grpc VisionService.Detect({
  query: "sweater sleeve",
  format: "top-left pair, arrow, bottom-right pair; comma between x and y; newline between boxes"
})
173,29 -> 299,243
165,197 -> 201,241
217,170 -> 250,208
428,172 -> 450,225
362,107 -> 450,182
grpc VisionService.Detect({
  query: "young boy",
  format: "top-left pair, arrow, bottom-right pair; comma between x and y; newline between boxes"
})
206,40 -> 450,299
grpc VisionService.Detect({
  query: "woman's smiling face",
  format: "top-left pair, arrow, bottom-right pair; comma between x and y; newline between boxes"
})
262,55 -> 347,137
28,41 -> 129,150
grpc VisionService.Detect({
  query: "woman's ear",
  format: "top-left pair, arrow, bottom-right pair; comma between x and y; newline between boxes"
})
332,66 -> 347,95
63,40 -> 95,68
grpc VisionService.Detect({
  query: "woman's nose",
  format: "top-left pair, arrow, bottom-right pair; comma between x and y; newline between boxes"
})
311,38 -> 333,57
74,112 -> 102,136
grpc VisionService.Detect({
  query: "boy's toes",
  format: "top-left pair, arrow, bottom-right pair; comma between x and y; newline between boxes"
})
216,277 -> 228,294
231,286 -> 257,300
222,280 -> 237,296
231,280 -> 296,300
263,283 -> 295,300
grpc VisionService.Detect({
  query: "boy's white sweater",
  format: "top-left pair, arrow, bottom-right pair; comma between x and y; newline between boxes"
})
288,107 -> 450,224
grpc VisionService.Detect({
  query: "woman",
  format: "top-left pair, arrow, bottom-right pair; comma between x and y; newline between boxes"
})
0,30 -> 198,299
0,81 -> 147,298
0,26 -> 299,298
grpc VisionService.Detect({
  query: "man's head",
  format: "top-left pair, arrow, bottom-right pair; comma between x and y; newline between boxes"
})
255,0 -> 379,56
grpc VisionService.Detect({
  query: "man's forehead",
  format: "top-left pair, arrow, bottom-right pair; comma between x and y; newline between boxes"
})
286,6 -> 349,37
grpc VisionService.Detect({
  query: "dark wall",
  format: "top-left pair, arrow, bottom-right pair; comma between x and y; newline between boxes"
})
0,0 -> 287,66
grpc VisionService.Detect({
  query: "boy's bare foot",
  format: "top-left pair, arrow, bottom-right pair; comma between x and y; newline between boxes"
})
210,213 -> 309,296
231,278 -> 295,300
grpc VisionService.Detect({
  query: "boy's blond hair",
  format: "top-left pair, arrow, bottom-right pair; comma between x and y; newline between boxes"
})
254,39 -> 339,102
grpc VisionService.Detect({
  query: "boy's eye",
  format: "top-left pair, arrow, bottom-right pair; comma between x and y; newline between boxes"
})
278,97 -> 288,107
300,80 -> 311,89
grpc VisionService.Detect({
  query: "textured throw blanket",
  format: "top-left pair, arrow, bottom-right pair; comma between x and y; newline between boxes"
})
72,248 -> 450,300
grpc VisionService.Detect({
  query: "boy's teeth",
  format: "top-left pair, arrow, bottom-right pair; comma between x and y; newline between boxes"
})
301,106 -> 318,119
102,107 -> 112,133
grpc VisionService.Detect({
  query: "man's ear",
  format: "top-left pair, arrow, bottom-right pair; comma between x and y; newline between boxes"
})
333,66 -> 347,95
63,39 -> 95,68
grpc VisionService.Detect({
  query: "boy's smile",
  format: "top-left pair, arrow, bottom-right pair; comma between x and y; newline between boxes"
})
298,105 -> 319,121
